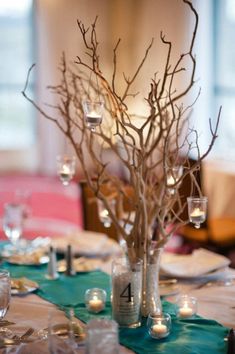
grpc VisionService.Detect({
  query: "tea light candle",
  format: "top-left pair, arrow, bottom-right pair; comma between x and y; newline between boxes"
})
100,209 -> 109,218
147,313 -> 171,339
87,111 -> 101,119
88,297 -> 104,313
152,322 -> 168,335
179,304 -> 193,318
85,288 -> 107,314
61,164 -> 70,175
177,295 -> 197,319
167,175 -> 175,186
190,207 -> 205,218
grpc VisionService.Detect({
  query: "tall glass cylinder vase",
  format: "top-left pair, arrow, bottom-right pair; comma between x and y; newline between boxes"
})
141,247 -> 163,317
111,257 -> 142,328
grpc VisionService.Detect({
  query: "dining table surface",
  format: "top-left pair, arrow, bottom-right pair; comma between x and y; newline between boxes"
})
0,240 -> 234,354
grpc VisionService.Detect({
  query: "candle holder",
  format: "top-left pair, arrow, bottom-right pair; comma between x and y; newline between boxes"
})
147,313 -> 171,339
187,196 -> 207,229
176,294 -> 197,319
165,166 -> 183,195
85,288 -> 107,313
97,198 -> 115,228
82,101 -> 104,131
56,155 -> 76,186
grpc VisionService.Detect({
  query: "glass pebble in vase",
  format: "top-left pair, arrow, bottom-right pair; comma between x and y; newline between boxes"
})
111,257 -> 142,328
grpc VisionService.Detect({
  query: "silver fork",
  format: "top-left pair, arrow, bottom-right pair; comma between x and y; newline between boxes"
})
12,327 -> 34,341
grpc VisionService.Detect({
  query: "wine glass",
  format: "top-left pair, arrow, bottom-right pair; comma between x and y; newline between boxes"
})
2,203 -> 24,247
0,269 -> 11,335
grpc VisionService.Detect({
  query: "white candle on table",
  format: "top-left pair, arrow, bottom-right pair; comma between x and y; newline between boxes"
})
179,303 -> 193,318
151,321 -> 167,335
88,296 -> 104,312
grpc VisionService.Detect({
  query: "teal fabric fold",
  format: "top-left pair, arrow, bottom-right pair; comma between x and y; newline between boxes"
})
2,261 -> 229,354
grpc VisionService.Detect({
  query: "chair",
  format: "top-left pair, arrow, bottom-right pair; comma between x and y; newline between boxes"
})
79,181 -> 134,242
177,158 -> 235,249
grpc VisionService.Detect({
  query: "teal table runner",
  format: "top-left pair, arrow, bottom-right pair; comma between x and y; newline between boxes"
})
2,261 -> 229,354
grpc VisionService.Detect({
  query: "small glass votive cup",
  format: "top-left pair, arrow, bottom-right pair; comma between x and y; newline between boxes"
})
176,295 -> 197,319
147,313 -> 171,339
56,155 -> 76,186
85,319 -> 119,354
82,100 -> 104,131
187,196 -> 207,229
97,198 -> 115,228
85,288 -> 107,313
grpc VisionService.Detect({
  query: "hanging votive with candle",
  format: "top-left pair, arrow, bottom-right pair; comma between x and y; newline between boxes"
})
147,313 -> 171,339
97,198 -> 115,228
176,294 -> 197,319
56,155 -> 76,186
187,196 -> 207,229
85,288 -> 107,313
82,101 -> 104,131
166,165 -> 183,195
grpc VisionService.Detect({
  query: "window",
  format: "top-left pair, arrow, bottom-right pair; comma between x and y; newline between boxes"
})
0,0 -> 35,150
214,0 -> 235,159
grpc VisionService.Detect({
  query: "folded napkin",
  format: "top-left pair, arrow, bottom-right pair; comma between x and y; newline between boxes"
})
51,231 -> 121,257
161,248 -> 231,278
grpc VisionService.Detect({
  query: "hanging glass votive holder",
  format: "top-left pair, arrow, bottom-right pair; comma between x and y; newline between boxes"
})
147,313 -> 171,339
166,165 -> 183,194
82,101 -> 104,131
97,198 -> 115,228
56,155 -> 76,186
176,294 -> 197,319
85,288 -> 107,313
187,196 -> 207,229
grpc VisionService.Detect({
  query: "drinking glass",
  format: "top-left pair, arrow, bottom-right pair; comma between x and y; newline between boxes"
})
0,270 -> 11,335
85,318 -> 119,354
2,203 -> 24,247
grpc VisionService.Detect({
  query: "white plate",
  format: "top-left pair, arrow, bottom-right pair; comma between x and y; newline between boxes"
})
11,277 -> 39,295
6,255 -> 49,266
11,285 -> 38,296
57,258 -> 101,273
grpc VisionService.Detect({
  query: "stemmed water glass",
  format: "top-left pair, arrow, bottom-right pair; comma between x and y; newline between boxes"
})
2,203 -> 24,248
0,270 -> 11,335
